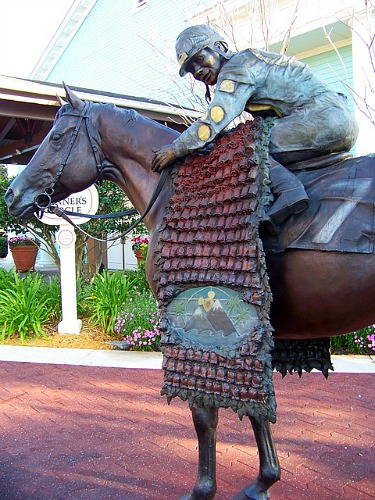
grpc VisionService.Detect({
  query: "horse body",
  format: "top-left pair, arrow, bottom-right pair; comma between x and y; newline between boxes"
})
267,250 -> 375,338
5,87 -> 375,499
7,91 -> 375,340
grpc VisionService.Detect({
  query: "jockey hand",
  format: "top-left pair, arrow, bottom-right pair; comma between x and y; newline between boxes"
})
152,145 -> 178,172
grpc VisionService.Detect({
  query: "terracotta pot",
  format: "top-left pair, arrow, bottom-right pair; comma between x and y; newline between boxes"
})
133,248 -> 144,262
10,245 -> 39,272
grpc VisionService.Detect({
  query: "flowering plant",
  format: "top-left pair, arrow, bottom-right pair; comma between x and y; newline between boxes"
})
354,323 -> 375,353
8,236 -> 40,247
367,331 -> 375,352
114,289 -> 161,351
131,235 -> 149,251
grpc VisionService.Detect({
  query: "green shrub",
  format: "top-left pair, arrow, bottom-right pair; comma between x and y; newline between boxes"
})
43,274 -> 90,320
0,235 -> 7,258
0,267 -> 16,289
0,271 -> 53,342
132,268 -> 151,294
85,270 -> 138,332
44,275 -> 62,321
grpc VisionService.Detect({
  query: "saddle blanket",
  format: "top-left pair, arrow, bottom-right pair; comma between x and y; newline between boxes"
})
154,118 -> 277,422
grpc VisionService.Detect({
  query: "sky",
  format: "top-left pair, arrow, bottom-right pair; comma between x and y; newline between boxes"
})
0,0 -> 74,78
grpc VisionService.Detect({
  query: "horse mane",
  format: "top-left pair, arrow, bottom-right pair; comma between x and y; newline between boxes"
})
55,101 -> 152,138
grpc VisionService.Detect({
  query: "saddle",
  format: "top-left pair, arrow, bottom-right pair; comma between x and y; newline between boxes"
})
263,152 -> 375,255
287,151 -> 353,171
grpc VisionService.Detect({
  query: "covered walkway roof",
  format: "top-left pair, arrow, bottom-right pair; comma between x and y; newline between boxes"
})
0,75 -> 197,164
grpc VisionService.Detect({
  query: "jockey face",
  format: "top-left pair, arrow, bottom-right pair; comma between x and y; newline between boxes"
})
186,47 -> 224,85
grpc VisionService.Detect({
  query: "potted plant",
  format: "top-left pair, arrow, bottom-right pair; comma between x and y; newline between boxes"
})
131,235 -> 149,262
8,235 -> 40,272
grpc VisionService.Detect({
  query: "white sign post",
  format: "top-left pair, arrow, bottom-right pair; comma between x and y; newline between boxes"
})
41,186 -> 99,335
56,226 -> 81,334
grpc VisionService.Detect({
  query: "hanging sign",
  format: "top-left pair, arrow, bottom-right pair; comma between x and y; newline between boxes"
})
40,185 -> 99,226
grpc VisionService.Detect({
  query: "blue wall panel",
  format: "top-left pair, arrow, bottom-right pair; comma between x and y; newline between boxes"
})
302,45 -> 354,113
47,0 -> 204,107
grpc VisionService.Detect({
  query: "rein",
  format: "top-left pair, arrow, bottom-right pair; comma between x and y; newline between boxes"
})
46,167 -> 171,242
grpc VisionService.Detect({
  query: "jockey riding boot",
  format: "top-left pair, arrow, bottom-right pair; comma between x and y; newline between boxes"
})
266,158 -> 310,227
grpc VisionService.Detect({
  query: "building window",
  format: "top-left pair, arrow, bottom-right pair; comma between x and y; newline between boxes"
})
133,0 -> 148,13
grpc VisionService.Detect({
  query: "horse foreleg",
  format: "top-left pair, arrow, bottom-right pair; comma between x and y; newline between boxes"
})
179,405 -> 218,500
234,416 -> 280,500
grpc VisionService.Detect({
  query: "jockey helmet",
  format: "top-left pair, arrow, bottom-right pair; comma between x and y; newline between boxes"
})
176,24 -> 230,77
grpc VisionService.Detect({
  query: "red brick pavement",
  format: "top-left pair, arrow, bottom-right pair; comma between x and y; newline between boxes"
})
0,361 -> 373,499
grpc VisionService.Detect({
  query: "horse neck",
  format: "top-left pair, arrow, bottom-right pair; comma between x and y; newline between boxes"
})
94,104 -> 179,228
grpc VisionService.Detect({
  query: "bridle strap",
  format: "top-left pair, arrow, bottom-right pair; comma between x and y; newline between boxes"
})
36,100 -> 172,241
35,102 -> 105,209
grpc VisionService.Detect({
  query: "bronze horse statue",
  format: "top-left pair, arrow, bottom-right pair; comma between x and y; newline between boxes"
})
5,86 -> 375,500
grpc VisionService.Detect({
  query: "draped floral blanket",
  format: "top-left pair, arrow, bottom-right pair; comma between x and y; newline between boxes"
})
154,118 -> 276,422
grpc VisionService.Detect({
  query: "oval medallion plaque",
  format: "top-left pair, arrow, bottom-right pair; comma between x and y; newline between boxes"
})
167,286 -> 259,348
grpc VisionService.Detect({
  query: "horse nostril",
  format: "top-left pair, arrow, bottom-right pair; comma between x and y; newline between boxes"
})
4,188 -> 14,206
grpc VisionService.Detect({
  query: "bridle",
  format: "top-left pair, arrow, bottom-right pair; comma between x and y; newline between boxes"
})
35,101 -> 102,211
35,101 -> 170,242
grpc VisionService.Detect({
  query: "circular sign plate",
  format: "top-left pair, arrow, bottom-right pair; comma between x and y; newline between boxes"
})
56,227 -> 76,248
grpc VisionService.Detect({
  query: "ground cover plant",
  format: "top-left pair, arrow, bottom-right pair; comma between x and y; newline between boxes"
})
330,325 -> 375,354
0,268 -> 151,344
85,269 -> 139,332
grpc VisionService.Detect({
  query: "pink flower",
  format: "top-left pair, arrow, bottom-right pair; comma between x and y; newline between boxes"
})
131,235 -> 149,251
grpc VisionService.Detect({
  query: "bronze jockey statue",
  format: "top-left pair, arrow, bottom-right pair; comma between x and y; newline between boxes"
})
152,24 -> 358,231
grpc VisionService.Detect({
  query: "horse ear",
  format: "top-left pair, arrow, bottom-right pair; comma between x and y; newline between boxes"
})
63,82 -> 84,110
56,94 -> 66,106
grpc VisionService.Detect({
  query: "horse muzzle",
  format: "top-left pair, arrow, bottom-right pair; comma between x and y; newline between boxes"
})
5,187 -> 38,221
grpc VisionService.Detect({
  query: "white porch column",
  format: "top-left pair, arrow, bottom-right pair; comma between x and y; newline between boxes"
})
35,241 -> 58,272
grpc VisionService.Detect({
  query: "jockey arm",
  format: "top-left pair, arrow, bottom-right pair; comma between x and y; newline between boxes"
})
152,80 -> 252,172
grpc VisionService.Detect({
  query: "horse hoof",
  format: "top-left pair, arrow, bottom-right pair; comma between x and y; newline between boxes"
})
179,493 -> 215,500
179,483 -> 216,500
233,487 -> 270,500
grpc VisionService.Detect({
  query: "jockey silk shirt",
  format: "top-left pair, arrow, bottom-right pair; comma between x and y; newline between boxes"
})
171,49 -> 358,165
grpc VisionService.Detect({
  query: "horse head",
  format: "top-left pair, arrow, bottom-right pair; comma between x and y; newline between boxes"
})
5,84 -> 102,221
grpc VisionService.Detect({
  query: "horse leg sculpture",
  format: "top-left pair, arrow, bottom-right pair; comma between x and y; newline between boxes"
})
180,405 -> 219,500
234,416 -> 280,500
